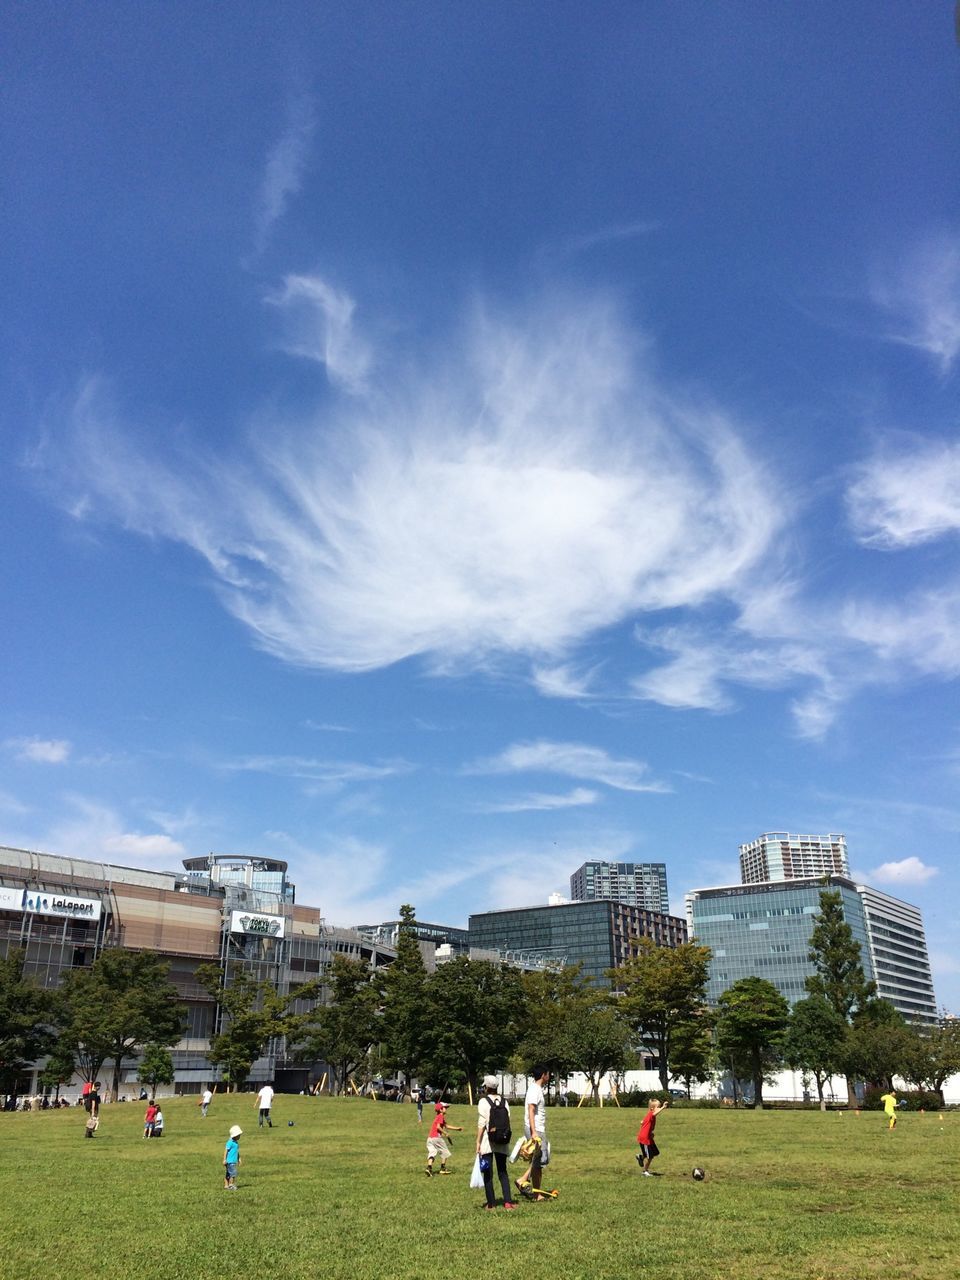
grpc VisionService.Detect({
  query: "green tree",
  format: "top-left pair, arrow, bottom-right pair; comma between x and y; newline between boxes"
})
137,1042 -> 175,1100
843,1011 -> 914,1092
196,964 -> 320,1091
612,939 -> 712,1090
519,964 -> 593,1080
783,996 -> 847,1105
420,957 -> 525,1098
295,955 -> 384,1094
380,905 -> 429,1095
38,1037 -> 77,1100
805,889 -> 876,1021
59,949 -> 186,1100
565,998 -> 632,1103
0,949 -> 55,1094
715,976 -> 790,1107
668,1014 -> 715,1098
900,1018 -> 960,1105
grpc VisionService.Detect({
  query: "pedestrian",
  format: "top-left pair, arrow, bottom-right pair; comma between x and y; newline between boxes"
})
425,1101 -> 462,1176
143,1100 -> 158,1138
223,1124 -> 242,1189
152,1107 -> 164,1138
515,1066 -> 552,1201
636,1096 -> 669,1175
199,1086 -> 213,1118
880,1090 -> 898,1130
476,1075 -> 517,1210
413,1087 -> 423,1124
83,1082 -> 102,1138
255,1083 -> 275,1128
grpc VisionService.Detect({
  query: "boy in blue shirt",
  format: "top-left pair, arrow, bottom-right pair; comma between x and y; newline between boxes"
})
223,1124 -> 242,1189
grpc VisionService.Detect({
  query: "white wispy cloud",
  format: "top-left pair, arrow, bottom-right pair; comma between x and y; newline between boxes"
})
49,290 -> 781,678
7,737 -> 72,764
867,856 -> 938,887
266,273 -> 372,393
19,795 -> 188,868
469,740 -> 669,793
221,754 -> 413,786
871,234 -> 960,374
847,437 -> 960,549
254,94 -> 316,252
103,832 -> 187,859
475,787 -> 599,813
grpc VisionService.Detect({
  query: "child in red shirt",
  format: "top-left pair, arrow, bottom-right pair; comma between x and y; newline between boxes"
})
425,1101 -> 463,1176
636,1097 -> 668,1175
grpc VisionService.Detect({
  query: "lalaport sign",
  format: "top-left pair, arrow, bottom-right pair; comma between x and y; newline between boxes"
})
23,890 -> 102,921
230,910 -> 285,939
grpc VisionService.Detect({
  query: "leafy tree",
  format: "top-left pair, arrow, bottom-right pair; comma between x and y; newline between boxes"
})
58,949 -> 186,1100
295,955 -> 384,1094
565,998 -> 632,1103
715,976 -> 790,1107
805,889 -> 876,1021
0,950 -> 56,1093
668,1014 -> 715,1097
783,996 -> 847,1104
38,1038 -> 78,1100
900,1018 -> 960,1105
380,905 -> 429,1094
419,957 -> 525,1098
843,1012 -> 915,1092
137,1043 -> 175,1100
612,939 -> 712,1090
520,964 -> 594,1080
196,964 -> 320,1091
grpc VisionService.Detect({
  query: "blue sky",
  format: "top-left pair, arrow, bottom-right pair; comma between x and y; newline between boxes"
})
2,3 -> 959,1008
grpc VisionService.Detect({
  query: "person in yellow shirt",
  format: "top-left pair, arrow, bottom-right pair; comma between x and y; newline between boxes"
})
880,1091 -> 898,1129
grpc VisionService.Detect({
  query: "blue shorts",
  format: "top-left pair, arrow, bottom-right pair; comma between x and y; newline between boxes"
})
224,1163 -> 238,1178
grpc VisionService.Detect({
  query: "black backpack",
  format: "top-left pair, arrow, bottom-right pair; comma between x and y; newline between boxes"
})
485,1093 -> 511,1145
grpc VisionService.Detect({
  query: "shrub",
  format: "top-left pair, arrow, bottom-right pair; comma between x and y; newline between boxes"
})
861,1087 -> 942,1112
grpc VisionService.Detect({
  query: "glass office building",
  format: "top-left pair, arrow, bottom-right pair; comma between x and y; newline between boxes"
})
858,885 -> 938,1024
569,860 -> 669,913
686,875 -> 873,1007
469,899 -> 687,985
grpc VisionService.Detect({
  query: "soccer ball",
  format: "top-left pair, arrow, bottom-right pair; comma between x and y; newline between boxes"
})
692,1167 -> 705,1181
288,1120 -> 295,1127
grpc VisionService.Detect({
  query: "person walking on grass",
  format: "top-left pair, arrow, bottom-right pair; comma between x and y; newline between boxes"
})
515,1066 -> 553,1202
143,1100 -> 158,1138
637,1097 -> 669,1175
200,1087 -> 213,1118
880,1091 -> 898,1130
476,1075 -> 517,1210
425,1101 -> 462,1176
223,1125 -> 242,1189
255,1082 -> 275,1128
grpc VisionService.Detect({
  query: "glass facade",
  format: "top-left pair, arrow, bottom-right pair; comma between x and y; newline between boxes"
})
569,860 -> 669,913
687,876 -> 873,1007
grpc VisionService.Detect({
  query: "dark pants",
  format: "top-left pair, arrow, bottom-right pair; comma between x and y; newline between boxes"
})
482,1151 -> 512,1206
259,1108 -> 272,1127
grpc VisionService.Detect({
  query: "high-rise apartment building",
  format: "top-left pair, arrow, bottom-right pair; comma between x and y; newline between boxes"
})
857,885 -> 938,1023
569,861 -> 669,913
739,833 -> 848,884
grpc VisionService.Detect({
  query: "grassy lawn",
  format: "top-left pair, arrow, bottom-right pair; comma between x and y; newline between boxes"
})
1,1097 -> 957,1280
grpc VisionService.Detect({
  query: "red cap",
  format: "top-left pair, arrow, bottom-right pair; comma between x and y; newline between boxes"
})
434,1101 -> 448,1112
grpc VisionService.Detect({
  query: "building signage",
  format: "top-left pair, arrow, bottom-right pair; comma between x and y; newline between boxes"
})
23,890 -> 102,921
230,910 -> 285,939
0,886 -> 25,912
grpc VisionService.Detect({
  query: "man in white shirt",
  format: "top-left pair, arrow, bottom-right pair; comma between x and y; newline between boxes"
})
255,1083 -> 275,1128
200,1087 -> 213,1118
516,1066 -> 550,1199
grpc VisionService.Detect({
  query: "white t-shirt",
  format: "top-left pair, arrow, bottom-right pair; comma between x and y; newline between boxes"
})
524,1080 -> 546,1136
256,1085 -> 275,1109
201,1090 -> 212,1105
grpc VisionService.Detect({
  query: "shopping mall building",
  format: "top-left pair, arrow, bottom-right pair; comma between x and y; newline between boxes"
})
0,845 -> 397,1097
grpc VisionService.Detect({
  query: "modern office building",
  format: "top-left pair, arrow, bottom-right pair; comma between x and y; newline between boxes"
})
686,875 -> 873,1007
468,899 -> 687,984
0,845 -> 397,1095
857,884 -> 938,1024
739,833 -> 848,884
569,860 -> 669,913
686,872 -> 937,1023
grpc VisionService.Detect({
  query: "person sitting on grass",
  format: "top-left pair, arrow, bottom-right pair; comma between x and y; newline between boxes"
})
425,1101 -> 462,1176
636,1096 -> 669,1176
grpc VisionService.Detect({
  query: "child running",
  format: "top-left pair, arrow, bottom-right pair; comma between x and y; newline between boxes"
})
636,1097 -> 669,1176
425,1101 -> 462,1176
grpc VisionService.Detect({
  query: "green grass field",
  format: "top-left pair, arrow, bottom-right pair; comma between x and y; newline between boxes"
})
1,1097 -> 957,1280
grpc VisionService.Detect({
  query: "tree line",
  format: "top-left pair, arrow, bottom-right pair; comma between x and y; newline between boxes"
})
1,894 -> 958,1104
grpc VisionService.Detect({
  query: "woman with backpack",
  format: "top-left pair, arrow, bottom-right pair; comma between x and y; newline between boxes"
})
476,1076 -> 517,1210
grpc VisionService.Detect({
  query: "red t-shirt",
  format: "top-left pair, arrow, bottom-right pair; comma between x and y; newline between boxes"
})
428,1112 -> 447,1139
145,1105 -> 158,1123
637,1109 -> 657,1144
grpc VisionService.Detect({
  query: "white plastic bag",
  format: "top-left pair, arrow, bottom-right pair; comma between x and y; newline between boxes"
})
509,1136 -> 524,1163
469,1155 -> 484,1189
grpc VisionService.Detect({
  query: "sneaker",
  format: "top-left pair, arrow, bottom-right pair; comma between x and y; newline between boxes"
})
424,1168 -> 433,1177
481,1203 -> 496,1211
503,1201 -> 518,1210
635,1152 -> 642,1166
438,1169 -> 451,1176
642,1170 -> 653,1177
